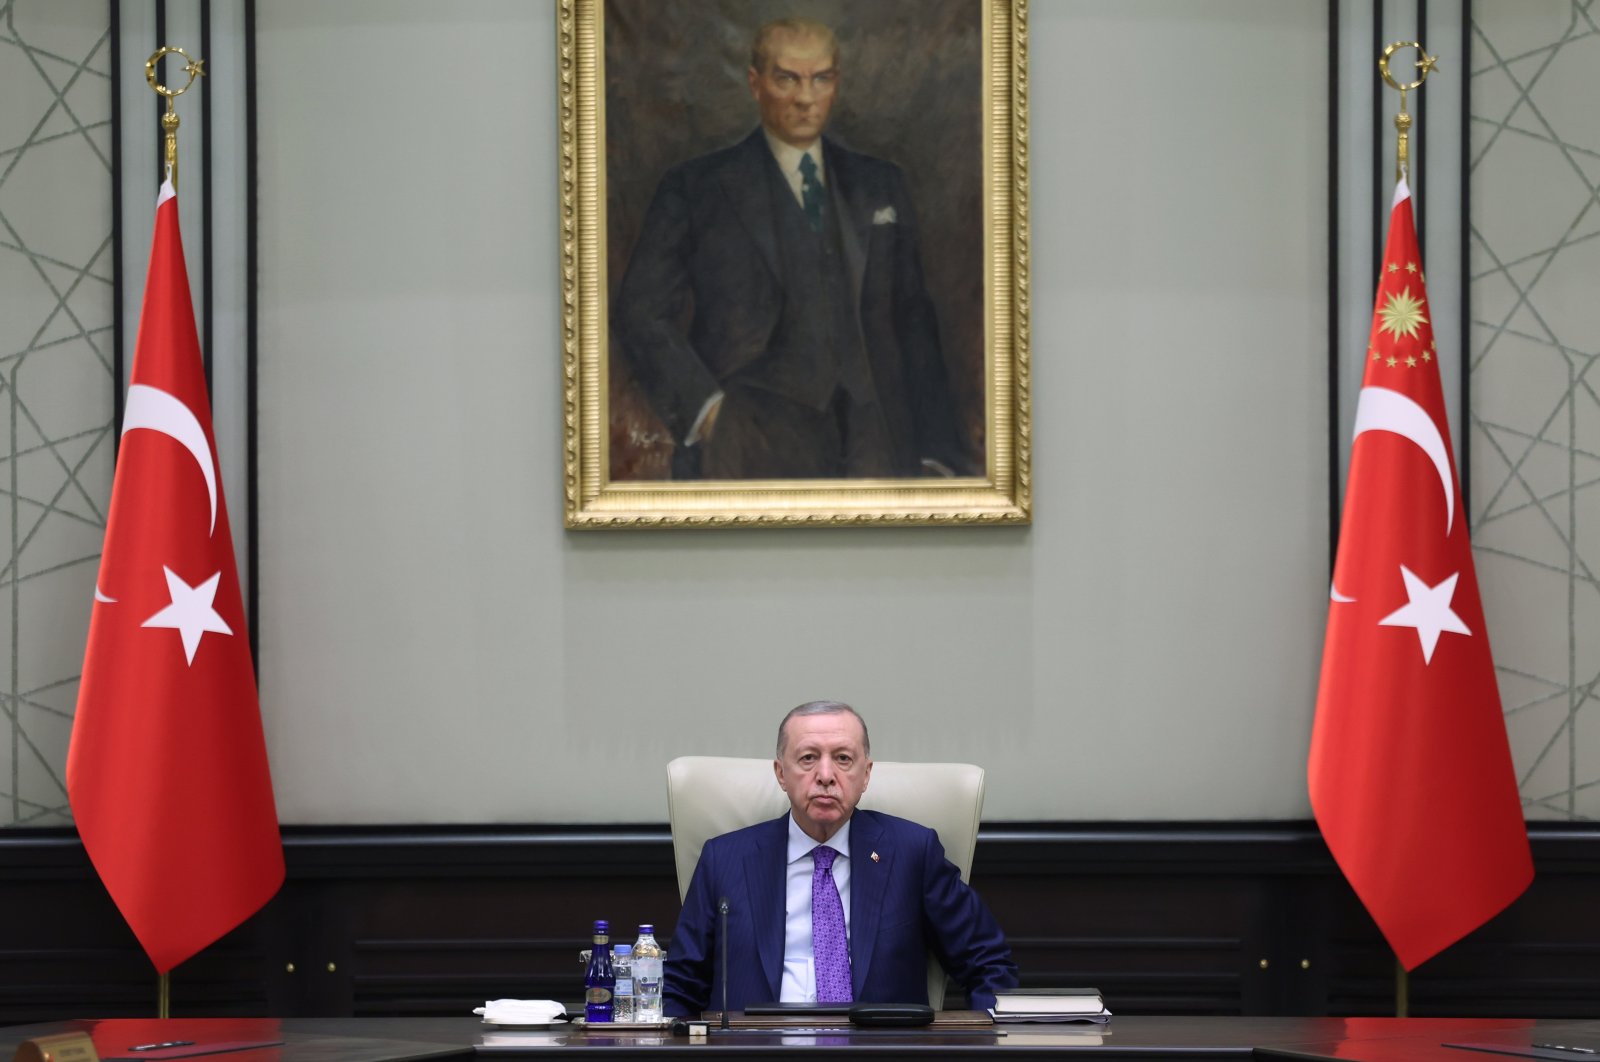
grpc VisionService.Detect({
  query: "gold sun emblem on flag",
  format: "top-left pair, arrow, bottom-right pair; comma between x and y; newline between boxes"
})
1377,287 -> 1429,342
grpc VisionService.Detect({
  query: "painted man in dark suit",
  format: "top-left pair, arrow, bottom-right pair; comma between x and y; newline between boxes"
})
663,701 -> 1016,1016
613,19 -> 974,479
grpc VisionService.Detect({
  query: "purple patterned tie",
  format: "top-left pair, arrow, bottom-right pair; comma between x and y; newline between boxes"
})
810,845 -> 853,1002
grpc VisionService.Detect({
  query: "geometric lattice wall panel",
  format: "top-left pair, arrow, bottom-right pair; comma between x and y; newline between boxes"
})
0,1 -> 115,826
1469,0 -> 1600,821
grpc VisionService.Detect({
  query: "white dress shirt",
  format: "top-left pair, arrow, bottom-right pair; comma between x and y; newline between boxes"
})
763,130 -> 827,210
778,814 -> 853,1003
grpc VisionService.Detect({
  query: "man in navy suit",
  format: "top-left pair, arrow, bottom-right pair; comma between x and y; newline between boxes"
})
663,701 -> 1016,1017
613,19 -> 974,480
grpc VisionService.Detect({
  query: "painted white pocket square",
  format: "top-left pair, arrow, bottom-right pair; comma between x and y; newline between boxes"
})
872,206 -> 898,225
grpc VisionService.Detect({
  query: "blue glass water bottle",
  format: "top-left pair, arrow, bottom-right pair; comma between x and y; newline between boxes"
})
584,919 -> 616,1022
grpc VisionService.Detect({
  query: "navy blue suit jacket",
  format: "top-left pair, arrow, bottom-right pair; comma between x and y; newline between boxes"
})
663,809 -> 1016,1017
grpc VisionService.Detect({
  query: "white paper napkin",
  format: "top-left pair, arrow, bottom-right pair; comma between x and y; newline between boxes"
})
474,999 -> 568,1024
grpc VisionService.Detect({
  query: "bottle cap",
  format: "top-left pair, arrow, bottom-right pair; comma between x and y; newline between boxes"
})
614,944 -> 632,956
593,919 -> 609,933
638,924 -> 654,933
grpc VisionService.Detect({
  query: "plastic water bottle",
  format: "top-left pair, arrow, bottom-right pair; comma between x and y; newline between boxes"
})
612,943 -> 635,1021
631,924 -> 663,1023
584,920 -> 615,1022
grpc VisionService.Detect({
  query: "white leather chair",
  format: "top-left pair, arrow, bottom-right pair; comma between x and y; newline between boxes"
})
665,755 -> 987,1009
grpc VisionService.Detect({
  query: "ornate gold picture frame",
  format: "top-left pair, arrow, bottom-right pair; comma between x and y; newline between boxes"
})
559,0 -> 1029,528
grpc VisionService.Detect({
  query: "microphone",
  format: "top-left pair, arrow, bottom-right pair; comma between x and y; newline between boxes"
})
717,896 -> 731,1030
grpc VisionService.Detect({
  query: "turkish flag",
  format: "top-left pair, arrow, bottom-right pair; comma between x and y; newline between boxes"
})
67,180 -> 283,974
1309,179 -> 1531,971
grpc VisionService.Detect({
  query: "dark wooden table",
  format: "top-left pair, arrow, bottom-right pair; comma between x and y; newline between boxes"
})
5,1016 -> 1598,1061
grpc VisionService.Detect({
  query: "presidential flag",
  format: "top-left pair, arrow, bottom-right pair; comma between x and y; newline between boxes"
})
1309,178 -> 1531,970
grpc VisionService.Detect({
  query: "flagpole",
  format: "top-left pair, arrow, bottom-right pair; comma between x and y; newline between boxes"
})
144,45 -> 206,190
1375,41 -> 1437,1019
142,46 -> 205,1020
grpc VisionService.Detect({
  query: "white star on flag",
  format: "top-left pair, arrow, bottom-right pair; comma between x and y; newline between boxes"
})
142,566 -> 233,665
1378,565 -> 1472,665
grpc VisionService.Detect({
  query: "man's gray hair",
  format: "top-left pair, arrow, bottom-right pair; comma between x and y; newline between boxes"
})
749,18 -> 839,74
776,700 -> 870,758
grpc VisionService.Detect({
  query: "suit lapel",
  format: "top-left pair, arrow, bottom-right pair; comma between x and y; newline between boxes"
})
824,140 -> 873,300
745,815 -> 787,1002
721,130 -> 783,284
848,810 -> 889,995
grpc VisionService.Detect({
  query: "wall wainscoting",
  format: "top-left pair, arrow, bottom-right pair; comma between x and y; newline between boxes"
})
3,822 -> 1597,1024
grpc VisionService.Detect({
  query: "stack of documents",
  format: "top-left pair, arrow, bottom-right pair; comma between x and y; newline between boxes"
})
989,987 -> 1111,1023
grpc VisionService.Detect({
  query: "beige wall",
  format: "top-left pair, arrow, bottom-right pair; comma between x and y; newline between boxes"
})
25,4 -> 1588,829
1470,0 -> 1600,820
252,1 -> 1330,824
0,0 -> 114,827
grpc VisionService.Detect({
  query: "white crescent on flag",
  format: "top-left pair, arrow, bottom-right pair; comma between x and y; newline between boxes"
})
95,384 -> 220,604
1351,386 -> 1455,535
120,383 -> 218,535
1330,385 -> 1457,602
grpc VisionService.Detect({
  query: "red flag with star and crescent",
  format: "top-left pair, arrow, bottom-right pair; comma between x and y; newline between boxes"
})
1309,178 -> 1531,971
67,180 -> 283,974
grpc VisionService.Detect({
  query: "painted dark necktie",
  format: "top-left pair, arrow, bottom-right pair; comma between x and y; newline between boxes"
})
798,153 -> 825,232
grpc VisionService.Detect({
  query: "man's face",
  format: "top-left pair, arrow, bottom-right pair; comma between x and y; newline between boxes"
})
747,31 -> 838,148
774,711 -> 872,843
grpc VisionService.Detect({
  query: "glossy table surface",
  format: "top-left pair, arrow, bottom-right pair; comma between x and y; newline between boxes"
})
4,1016 -> 1598,1060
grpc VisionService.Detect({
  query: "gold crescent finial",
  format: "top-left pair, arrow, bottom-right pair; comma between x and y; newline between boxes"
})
1379,41 -> 1437,94
144,47 -> 206,191
1379,42 -> 1437,183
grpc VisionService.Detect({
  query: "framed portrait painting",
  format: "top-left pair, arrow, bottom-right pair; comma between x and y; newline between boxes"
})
559,0 -> 1030,528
